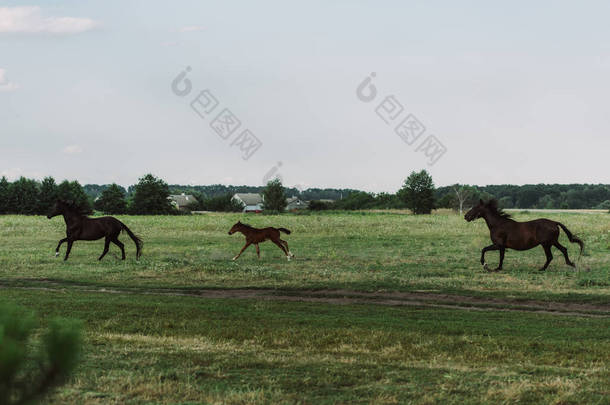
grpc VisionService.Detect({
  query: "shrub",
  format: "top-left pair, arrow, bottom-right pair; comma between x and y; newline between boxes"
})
0,304 -> 82,404
309,200 -> 332,211
200,194 -> 243,212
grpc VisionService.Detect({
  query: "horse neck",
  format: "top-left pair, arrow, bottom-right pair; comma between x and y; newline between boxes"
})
481,210 -> 507,230
237,225 -> 253,235
62,210 -> 83,227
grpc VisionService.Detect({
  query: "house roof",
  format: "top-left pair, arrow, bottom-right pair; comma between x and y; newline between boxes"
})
286,197 -> 309,209
233,193 -> 263,205
169,194 -> 198,207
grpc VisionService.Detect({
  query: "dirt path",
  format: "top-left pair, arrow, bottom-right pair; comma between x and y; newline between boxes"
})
2,279 -> 609,317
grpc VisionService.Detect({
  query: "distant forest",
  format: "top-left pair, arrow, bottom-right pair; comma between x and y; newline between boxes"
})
435,184 -> 610,210
110,182 -> 610,210
84,184 -> 358,202
1,174 -> 609,215
161,183 -> 610,210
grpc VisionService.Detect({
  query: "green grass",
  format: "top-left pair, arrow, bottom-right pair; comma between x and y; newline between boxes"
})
0,211 -> 608,403
0,211 -> 608,302
1,289 -> 608,404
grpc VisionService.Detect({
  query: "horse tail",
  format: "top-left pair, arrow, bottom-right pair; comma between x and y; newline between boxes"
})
557,222 -> 584,257
120,222 -> 143,259
278,227 -> 291,235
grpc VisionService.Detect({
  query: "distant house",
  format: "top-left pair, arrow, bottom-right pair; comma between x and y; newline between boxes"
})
231,193 -> 317,212
168,193 -> 199,211
232,193 -> 264,213
286,196 -> 309,211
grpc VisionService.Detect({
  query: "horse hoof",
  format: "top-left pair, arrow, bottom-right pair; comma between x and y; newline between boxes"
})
55,252 -> 59,257
493,267 -> 502,272
483,263 -> 491,272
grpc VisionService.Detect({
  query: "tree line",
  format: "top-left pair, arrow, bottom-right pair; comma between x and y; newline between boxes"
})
310,179 -> 610,212
165,184 -> 358,203
1,172 -> 609,215
0,174 -> 176,215
435,184 -> 610,211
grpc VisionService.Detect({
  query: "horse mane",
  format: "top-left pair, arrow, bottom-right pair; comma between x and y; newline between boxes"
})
60,200 -> 90,217
238,222 -> 254,229
485,199 -> 511,219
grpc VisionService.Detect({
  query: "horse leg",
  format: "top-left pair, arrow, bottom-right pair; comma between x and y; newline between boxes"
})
495,247 -> 505,272
98,237 -> 111,261
481,244 -> 499,271
112,237 -> 126,260
255,243 -> 260,259
281,239 -> 294,258
233,242 -> 251,261
55,238 -> 68,257
272,239 -> 290,261
64,240 -> 74,261
554,242 -> 574,267
539,244 -> 553,271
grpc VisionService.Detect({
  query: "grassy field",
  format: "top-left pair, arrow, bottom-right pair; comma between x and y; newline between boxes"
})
0,211 -> 608,403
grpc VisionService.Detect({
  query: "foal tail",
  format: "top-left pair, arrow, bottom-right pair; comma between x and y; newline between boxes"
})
277,227 -> 291,235
557,222 -> 584,257
121,222 -> 143,259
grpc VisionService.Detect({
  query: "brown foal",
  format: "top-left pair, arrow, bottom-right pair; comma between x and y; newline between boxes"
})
228,221 -> 294,261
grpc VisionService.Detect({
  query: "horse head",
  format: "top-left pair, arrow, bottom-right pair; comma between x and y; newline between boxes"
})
464,199 -> 486,222
228,221 -> 242,235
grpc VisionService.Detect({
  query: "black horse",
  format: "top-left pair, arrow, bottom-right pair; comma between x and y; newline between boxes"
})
465,199 -> 583,271
47,200 -> 142,261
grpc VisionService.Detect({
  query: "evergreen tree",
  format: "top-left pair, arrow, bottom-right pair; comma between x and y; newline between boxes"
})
94,183 -> 128,214
0,177 -> 10,214
398,170 -> 435,215
129,174 -> 175,215
38,176 -> 58,215
57,180 -> 92,213
262,179 -> 287,213
8,177 -> 40,215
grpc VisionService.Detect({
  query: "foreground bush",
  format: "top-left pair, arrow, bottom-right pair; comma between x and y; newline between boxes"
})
0,305 -> 82,405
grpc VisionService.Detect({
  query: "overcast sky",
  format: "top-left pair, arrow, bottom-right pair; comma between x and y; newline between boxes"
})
1,1 -> 609,192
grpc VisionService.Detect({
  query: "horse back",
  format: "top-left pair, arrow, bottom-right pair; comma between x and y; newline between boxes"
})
496,218 -> 559,250
245,227 -> 281,242
74,216 -> 123,240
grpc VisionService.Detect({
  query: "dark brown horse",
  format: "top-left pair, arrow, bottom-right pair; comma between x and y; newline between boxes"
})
228,221 -> 294,261
47,200 -> 142,261
465,199 -> 583,271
